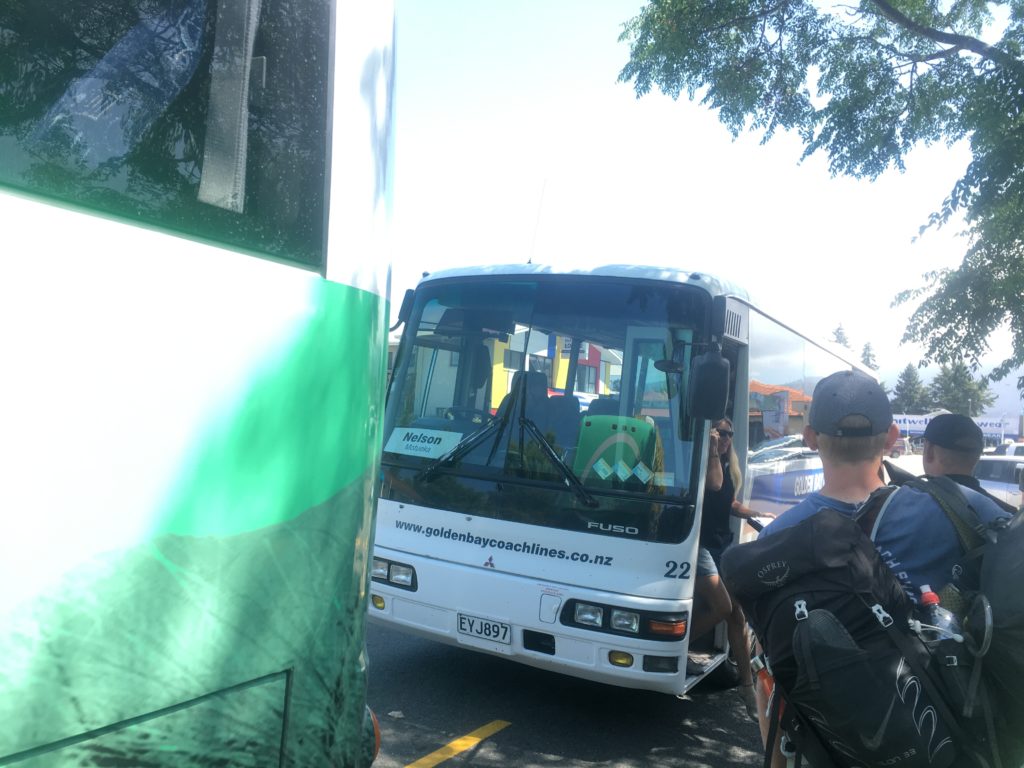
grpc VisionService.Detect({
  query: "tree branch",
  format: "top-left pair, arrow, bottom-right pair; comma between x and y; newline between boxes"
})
911,47 -> 961,64
869,0 -> 1024,75
701,0 -> 792,36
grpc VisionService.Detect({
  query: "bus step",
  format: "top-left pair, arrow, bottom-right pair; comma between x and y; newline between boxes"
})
685,651 -> 715,676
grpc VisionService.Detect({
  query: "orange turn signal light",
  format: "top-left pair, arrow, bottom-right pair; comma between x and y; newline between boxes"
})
648,618 -> 687,638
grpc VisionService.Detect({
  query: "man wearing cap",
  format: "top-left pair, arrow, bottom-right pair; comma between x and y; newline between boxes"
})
759,370 -> 1008,601
750,370 -> 1010,766
922,413 -> 1017,515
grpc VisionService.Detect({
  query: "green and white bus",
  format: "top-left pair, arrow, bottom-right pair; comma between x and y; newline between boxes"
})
371,263 -> 866,696
0,1 -> 392,765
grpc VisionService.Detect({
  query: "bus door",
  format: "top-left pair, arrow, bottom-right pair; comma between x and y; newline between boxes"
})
620,325 -> 695,500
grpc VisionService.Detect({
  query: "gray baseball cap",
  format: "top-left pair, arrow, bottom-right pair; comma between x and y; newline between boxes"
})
808,370 -> 893,437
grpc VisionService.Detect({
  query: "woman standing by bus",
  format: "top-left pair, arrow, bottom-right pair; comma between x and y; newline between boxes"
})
698,417 -> 771,718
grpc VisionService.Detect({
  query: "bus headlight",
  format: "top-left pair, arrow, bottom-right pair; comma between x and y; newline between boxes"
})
389,564 -> 415,587
371,559 -> 389,580
574,603 -> 604,627
610,609 -> 640,633
562,600 -> 686,640
370,556 -> 417,590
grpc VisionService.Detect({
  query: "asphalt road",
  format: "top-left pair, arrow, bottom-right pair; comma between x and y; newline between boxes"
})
366,623 -> 764,768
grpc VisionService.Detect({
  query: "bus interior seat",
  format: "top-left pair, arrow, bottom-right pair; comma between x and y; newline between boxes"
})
547,394 -> 582,453
585,397 -> 620,416
469,343 -> 491,392
496,370 -> 550,422
572,414 -> 660,488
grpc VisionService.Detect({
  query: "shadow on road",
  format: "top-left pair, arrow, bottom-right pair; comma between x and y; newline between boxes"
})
367,624 -> 762,767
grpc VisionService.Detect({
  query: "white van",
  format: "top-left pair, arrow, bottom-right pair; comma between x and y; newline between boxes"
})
973,455 -> 1024,509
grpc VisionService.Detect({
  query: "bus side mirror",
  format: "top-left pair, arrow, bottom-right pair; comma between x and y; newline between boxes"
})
389,289 -> 414,332
689,343 -> 729,422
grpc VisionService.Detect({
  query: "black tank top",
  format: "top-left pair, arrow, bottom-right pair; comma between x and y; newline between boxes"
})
700,456 -> 735,551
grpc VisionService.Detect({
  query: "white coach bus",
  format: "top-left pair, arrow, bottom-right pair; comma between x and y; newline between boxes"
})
370,263 -> 864,696
1,1 -> 393,765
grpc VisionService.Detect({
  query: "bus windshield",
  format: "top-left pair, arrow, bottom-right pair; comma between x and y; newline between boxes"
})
381,274 -> 713,543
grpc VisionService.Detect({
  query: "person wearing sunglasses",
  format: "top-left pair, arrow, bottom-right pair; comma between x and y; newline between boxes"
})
692,417 -> 773,719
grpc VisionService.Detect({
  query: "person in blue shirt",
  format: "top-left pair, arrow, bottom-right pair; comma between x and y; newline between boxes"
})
754,370 -> 1009,765
759,372 -> 1008,601
920,413 -> 1018,515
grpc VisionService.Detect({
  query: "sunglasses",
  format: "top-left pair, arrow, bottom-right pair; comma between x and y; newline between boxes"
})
717,429 -> 734,438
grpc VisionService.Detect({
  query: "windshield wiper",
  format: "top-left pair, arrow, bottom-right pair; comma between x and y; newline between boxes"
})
415,418 -> 505,483
415,381 -> 598,508
518,416 -> 599,508
416,376 -> 524,483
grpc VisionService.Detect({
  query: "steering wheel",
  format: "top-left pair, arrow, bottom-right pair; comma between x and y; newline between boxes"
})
444,407 -> 495,426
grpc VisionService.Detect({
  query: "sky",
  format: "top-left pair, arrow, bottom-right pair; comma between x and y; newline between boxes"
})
391,0 -> 1022,418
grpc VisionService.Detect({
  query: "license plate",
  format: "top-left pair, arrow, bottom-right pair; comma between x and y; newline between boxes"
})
457,613 -> 511,644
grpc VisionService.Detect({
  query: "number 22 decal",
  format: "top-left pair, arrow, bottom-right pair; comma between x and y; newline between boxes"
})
664,561 -> 691,579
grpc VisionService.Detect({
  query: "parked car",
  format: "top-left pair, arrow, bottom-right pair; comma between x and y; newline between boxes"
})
749,434 -> 805,462
749,446 -> 817,464
889,437 -> 913,458
973,455 -> 1024,510
992,441 -> 1024,457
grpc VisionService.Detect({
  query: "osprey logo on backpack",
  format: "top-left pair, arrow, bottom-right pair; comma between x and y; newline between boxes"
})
757,560 -> 790,587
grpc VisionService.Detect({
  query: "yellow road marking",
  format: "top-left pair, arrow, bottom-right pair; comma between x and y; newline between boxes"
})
404,719 -> 511,768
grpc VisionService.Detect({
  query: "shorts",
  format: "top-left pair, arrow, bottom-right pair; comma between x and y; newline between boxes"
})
696,546 -> 718,578
696,545 -> 727,578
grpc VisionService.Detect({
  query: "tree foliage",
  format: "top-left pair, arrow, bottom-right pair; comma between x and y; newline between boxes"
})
929,361 -> 996,415
890,363 -> 931,412
861,342 -> 879,370
619,0 -> 1024,396
832,324 -> 850,348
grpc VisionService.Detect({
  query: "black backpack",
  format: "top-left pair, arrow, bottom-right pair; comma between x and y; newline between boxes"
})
721,487 -> 997,768
899,475 -> 1024,768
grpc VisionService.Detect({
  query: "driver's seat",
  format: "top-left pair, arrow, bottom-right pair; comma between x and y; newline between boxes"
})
496,370 -> 550,424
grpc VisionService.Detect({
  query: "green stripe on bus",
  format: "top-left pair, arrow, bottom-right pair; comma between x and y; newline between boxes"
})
158,280 -> 386,537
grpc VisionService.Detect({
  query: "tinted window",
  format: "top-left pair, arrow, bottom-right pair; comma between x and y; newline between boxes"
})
976,460 -> 1013,483
0,0 -> 330,268
746,307 -> 855,448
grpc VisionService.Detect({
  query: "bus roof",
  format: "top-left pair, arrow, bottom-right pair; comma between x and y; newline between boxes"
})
415,262 -> 750,301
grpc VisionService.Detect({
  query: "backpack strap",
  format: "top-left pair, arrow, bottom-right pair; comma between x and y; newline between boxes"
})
883,459 -> 918,486
905,476 -> 989,552
853,484 -> 899,539
880,619 -> 995,768
766,684 -> 839,768
763,689 -> 782,768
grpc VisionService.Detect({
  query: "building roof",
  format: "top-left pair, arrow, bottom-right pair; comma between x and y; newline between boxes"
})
749,380 -> 812,417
